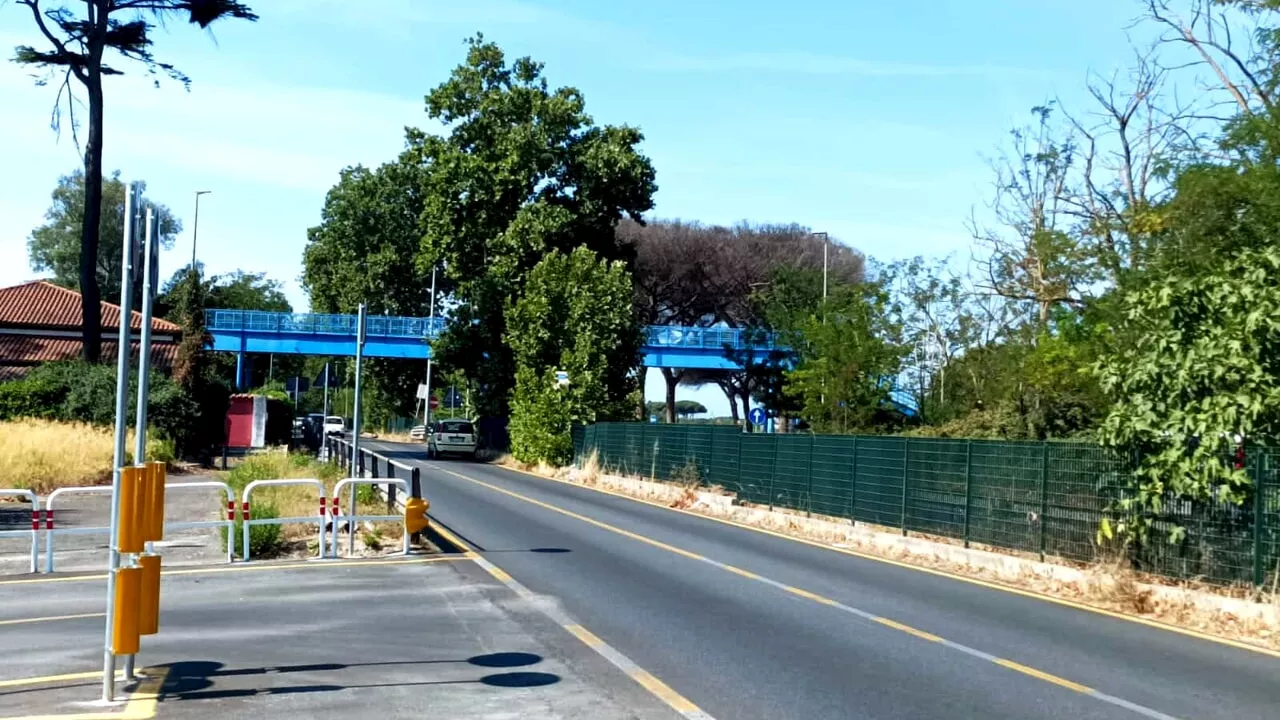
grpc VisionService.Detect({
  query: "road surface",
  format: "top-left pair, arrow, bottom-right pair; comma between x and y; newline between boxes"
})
367,440 -> 1280,720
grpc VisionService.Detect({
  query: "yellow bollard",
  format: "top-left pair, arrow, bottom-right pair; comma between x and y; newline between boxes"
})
112,567 -> 142,654
404,497 -> 430,535
117,467 -> 143,554
138,554 -> 161,635
146,461 -> 166,542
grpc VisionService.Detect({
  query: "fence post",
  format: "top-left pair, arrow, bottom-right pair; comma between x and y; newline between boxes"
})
963,440 -> 972,549
1253,446 -> 1265,587
385,462 -> 396,512
410,466 -> 422,499
1040,442 -> 1049,562
769,436 -> 778,512
901,438 -> 909,536
806,434 -> 815,517
848,436 -> 857,524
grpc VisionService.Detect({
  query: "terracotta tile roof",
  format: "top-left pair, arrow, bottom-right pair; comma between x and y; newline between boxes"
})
0,280 -> 180,333
0,335 -> 178,374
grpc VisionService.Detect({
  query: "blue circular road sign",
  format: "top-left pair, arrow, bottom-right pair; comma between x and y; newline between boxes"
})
748,407 -> 767,425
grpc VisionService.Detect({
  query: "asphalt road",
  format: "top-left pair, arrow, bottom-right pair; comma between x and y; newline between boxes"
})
367,441 -> 1280,720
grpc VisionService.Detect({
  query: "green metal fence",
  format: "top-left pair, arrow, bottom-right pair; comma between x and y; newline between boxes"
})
571,423 -> 1280,588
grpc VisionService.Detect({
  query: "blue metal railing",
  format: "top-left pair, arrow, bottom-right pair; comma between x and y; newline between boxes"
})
207,309 -> 784,351
207,309 -> 449,339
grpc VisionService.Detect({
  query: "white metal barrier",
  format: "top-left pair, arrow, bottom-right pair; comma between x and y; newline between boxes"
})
240,479 -> 326,563
0,489 -> 40,573
328,477 -> 409,558
45,482 -> 237,573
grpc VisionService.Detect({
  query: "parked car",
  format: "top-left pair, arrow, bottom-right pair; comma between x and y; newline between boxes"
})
323,416 -> 347,437
429,419 -> 477,459
409,424 -> 428,441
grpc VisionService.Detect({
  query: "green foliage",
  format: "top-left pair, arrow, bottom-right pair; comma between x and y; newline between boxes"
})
0,361 -> 199,449
407,35 -> 656,416
783,280 -> 906,434
1098,245 -> 1280,540
224,498 -> 282,558
509,366 -> 575,466
507,247 -> 640,464
27,171 -> 181,304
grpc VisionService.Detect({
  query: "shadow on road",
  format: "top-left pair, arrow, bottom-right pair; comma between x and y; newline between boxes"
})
157,652 -> 558,701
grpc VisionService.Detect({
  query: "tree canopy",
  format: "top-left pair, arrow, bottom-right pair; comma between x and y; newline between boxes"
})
405,35 -> 656,416
29,170 -> 180,305
11,0 -> 256,362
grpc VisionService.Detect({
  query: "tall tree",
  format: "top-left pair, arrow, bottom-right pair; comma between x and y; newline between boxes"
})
406,35 -> 656,416
28,170 -> 180,304
303,160 -> 437,422
11,0 -> 257,361
507,247 -> 640,464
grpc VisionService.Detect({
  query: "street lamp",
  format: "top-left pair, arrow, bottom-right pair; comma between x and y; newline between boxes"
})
812,231 -> 829,300
191,190 -> 211,272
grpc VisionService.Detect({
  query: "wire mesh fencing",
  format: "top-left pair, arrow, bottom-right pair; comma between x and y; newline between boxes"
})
575,422 -> 1280,587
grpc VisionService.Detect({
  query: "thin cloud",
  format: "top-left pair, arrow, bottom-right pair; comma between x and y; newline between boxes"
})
646,51 -> 1048,79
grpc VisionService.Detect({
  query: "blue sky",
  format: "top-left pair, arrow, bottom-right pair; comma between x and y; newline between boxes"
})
0,0 -> 1147,415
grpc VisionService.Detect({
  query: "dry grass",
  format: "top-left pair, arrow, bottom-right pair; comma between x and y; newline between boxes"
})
0,418 -> 173,494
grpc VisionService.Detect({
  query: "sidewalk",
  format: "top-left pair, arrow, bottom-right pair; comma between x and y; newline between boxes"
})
0,557 -> 681,719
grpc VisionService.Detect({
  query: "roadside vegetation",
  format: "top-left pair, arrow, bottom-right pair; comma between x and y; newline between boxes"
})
220,448 -> 401,559
0,418 -> 174,494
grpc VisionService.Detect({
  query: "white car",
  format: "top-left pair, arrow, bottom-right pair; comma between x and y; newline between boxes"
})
323,416 -> 347,437
430,419 -> 478,459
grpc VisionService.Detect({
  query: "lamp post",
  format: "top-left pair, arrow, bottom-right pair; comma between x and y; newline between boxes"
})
813,231 -> 829,300
191,190 -> 211,273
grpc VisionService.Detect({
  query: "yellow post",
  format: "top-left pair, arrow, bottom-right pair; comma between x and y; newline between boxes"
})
404,497 -> 430,535
117,467 -> 143,554
111,567 -> 142,654
146,461 -> 166,542
138,555 -> 161,635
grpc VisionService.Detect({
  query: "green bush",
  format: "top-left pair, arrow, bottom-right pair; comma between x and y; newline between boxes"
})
0,361 -> 210,456
509,367 -> 573,466
223,498 -> 283,558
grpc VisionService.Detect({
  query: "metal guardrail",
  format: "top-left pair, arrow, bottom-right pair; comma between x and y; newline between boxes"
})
208,309 -> 786,352
239,479 -> 326,563
0,489 -> 40,573
44,482 -> 237,573
328,478 -> 410,558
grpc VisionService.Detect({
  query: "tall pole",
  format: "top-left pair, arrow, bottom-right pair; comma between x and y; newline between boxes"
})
813,231 -> 830,301
191,190 -> 210,272
423,268 -> 437,427
103,183 -> 140,702
124,206 -> 157,683
350,304 -> 367,556
323,362 -> 330,419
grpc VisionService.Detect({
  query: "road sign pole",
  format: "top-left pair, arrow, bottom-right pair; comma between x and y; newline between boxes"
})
350,304 -> 366,557
103,183 -> 140,703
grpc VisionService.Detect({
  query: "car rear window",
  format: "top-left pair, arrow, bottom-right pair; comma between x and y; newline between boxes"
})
325,416 -> 344,425
439,421 -> 473,434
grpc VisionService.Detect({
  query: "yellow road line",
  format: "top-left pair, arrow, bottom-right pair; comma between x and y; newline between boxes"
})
498,461 -> 1280,660
432,464 -> 1180,717
0,667 -> 167,720
428,504 -> 711,719
994,658 -> 1091,694
784,586 -> 837,606
0,671 -> 118,690
0,613 -> 103,627
874,617 -> 943,642
0,556 -> 465,587
630,668 -> 703,714
564,624 -> 604,647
